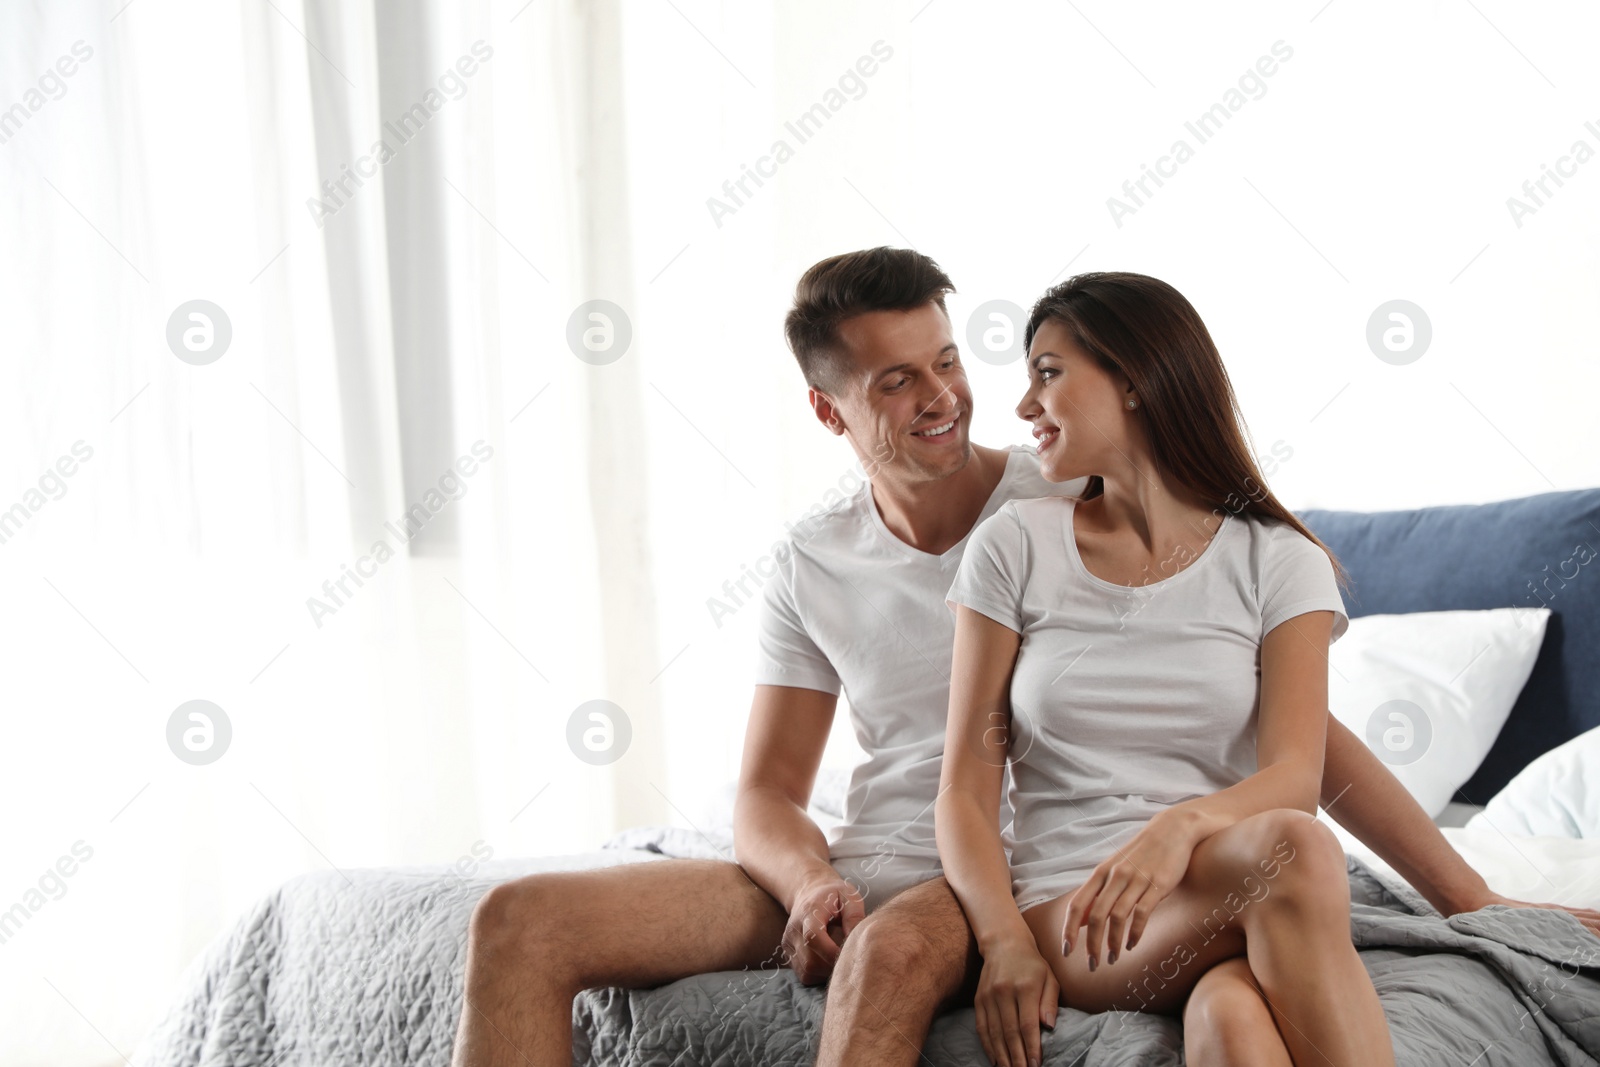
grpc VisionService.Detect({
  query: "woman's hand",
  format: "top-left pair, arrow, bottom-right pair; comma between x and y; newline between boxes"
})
974,932 -> 1060,1067
1061,809 -> 1198,969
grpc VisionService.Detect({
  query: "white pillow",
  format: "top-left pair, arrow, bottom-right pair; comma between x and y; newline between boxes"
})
1327,607 -> 1550,817
1468,725 -> 1600,838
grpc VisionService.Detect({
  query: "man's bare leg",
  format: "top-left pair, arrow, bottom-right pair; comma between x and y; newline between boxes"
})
451,858 -> 788,1067
816,875 -> 982,1067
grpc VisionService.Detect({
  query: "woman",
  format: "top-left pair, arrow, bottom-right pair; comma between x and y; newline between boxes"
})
935,272 -> 1395,1067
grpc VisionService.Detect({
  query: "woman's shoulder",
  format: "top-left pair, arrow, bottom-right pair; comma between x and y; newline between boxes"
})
1223,504 -> 1290,537
1229,508 -> 1331,568
1004,493 -> 1076,522
992,494 -> 1075,542
967,495 -> 1071,557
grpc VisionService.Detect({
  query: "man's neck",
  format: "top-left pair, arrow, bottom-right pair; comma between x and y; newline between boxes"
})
868,444 -> 1010,556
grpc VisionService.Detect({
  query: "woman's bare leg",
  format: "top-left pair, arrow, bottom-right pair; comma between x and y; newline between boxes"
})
1021,809 -> 1395,1066
1183,957 -> 1294,1067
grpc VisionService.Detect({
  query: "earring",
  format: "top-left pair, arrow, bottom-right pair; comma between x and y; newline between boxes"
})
1126,399 -> 1138,409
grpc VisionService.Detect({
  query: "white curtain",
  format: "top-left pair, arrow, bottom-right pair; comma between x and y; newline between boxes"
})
0,1 -> 676,1061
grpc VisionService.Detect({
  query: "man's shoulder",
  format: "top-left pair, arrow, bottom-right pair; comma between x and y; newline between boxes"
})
993,446 -> 1089,505
769,479 -> 873,569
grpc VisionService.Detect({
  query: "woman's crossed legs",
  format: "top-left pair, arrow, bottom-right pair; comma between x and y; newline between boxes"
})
1020,809 -> 1394,1067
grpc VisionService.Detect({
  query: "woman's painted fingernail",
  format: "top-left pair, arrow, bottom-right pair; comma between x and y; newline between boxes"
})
1108,950 -> 1118,965
1088,955 -> 1098,972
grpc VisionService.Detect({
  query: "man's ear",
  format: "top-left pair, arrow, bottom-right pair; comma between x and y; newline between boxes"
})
809,387 -> 847,436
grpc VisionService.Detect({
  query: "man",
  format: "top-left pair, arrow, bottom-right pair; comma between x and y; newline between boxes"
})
451,247 -> 1599,1067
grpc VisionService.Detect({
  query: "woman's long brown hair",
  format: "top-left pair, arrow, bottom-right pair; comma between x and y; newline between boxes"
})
1024,271 -> 1351,594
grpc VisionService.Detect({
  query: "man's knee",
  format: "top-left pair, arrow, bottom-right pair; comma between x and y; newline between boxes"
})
833,918 -> 939,1005
467,875 -> 562,970
836,894 -> 968,993
470,861 -> 787,994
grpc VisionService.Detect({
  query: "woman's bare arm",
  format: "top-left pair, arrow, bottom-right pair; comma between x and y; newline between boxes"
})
935,604 -> 1029,952
937,604 -> 1060,1067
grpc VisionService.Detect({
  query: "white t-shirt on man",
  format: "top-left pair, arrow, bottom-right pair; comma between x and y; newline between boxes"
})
945,494 -> 1349,910
753,446 -> 1085,910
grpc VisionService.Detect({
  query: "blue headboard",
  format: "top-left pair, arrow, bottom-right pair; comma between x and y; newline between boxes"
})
1300,488 -> 1600,803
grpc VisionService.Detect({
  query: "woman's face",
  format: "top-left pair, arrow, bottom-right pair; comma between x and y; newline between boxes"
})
1015,319 -> 1137,484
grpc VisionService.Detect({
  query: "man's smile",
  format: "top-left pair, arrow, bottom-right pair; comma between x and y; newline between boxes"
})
910,416 -> 960,441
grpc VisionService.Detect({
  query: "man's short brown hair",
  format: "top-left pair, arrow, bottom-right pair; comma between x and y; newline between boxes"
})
783,247 -> 955,393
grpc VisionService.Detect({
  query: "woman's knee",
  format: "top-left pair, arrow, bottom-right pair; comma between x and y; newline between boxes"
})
1183,957 -> 1279,1063
1227,810 -> 1350,918
1188,810 -> 1349,928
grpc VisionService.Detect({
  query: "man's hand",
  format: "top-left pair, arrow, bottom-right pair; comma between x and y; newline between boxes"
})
782,874 -> 866,985
1456,892 -> 1600,942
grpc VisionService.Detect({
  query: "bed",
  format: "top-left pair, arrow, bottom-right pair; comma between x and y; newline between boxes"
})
131,487 -> 1600,1066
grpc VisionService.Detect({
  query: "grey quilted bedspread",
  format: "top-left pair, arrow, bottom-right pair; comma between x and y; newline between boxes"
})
130,838 -> 1600,1067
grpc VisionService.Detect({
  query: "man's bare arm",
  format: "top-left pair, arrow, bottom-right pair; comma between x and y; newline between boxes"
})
733,684 -> 868,982
1320,715 -> 1491,915
1322,716 -> 1600,939
733,684 -> 840,908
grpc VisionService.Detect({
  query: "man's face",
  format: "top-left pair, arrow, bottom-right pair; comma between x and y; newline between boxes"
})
814,301 -> 974,484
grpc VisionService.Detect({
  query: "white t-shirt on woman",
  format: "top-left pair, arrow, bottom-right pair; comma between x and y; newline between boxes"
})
944,494 -> 1349,911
